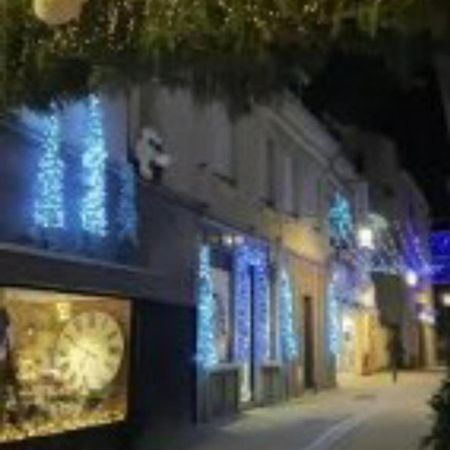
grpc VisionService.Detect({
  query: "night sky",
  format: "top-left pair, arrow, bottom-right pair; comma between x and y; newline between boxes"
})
304,52 -> 450,223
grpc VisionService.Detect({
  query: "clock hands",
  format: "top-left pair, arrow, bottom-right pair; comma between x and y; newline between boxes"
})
62,332 -> 101,360
56,312 -> 124,393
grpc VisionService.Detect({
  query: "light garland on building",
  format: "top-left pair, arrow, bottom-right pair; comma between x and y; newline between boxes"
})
279,269 -> 298,362
327,278 -> 340,356
430,231 -> 450,285
396,221 -> 431,283
33,112 -> 65,230
196,244 -> 218,370
80,95 -> 108,237
328,193 -> 354,247
233,240 -> 270,364
117,163 -> 138,244
252,246 -> 270,363
367,223 -> 403,275
233,244 -> 251,364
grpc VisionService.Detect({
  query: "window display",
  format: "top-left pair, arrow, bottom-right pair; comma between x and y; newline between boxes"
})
0,288 -> 130,444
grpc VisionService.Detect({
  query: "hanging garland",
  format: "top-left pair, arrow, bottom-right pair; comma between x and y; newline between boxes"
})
0,0 -> 447,113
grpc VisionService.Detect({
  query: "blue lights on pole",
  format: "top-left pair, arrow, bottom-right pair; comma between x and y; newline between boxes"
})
233,244 -> 252,364
34,113 -> 65,230
251,246 -> 270,363
81,95 -> 108,237
279,269 -> 298,361
197,244 -> 219,370
233,241 -> 270,364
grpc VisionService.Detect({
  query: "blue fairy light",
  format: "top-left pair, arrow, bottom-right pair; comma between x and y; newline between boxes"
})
251,246 -> 271,363
430,231 -> 450,284
33,113 -> 65,230
197,244 -> 219,369
327,279 -> 340,356
233,243 -> 252,363
233,241 -> 271,364
279,269 -> 298,361
328,193 -> 353,246
80,95 -> 108,237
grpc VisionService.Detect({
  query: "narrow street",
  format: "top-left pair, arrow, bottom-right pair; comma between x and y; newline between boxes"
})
186,371 -> 442,450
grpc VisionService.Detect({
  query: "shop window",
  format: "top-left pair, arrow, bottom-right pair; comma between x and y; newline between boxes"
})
0,288 -> 130,444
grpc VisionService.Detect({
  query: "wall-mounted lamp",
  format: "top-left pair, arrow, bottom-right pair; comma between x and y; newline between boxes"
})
405,269 -> 418,288
357,226 -> 374,250
442,293 -> 450,307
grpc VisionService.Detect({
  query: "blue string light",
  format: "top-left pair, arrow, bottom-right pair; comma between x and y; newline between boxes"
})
233,240 -> 270,364
327,277 -> 340,356
251,246 -> 270,363
196,244 -> 218,370
328,193 -> 353,246
81,95 -> 108,237
117,163 -> 138,244
33,113 -> 65,230
279,269 -> 298,361
233,244 -> 252,363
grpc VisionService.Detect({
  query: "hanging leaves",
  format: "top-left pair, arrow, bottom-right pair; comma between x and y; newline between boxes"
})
0,0 -> 448,113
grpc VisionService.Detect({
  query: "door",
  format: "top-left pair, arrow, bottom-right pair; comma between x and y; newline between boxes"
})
303,296 -> 315,389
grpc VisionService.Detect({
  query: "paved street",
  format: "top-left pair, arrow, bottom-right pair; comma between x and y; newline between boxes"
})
185,371 -> 443,450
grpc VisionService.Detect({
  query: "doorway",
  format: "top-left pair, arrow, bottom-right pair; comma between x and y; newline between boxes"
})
303,296 -> 315,389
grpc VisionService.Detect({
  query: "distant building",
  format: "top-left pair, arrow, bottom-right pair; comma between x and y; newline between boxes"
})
338,126 -> 436,370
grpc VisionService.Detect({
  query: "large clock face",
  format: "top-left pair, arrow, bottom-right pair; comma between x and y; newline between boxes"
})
54,311 -> 125,393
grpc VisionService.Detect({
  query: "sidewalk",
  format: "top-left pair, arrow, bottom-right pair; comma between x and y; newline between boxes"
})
137,370 -> 443,450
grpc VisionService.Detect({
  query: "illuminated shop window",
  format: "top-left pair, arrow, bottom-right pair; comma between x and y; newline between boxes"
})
0,288 -> 130,444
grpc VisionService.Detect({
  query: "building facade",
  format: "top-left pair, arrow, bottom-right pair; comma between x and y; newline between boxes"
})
0,84 -> 430,450
338,127 -> 436,372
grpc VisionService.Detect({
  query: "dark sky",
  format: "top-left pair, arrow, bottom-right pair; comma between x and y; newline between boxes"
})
303,52 -> 450,222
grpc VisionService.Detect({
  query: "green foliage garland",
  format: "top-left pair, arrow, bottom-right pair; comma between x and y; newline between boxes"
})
0,0 -> 449,113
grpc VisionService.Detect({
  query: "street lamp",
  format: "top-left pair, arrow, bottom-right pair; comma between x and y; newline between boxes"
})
358,226 -> 374,250
405,270 -> 418,288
